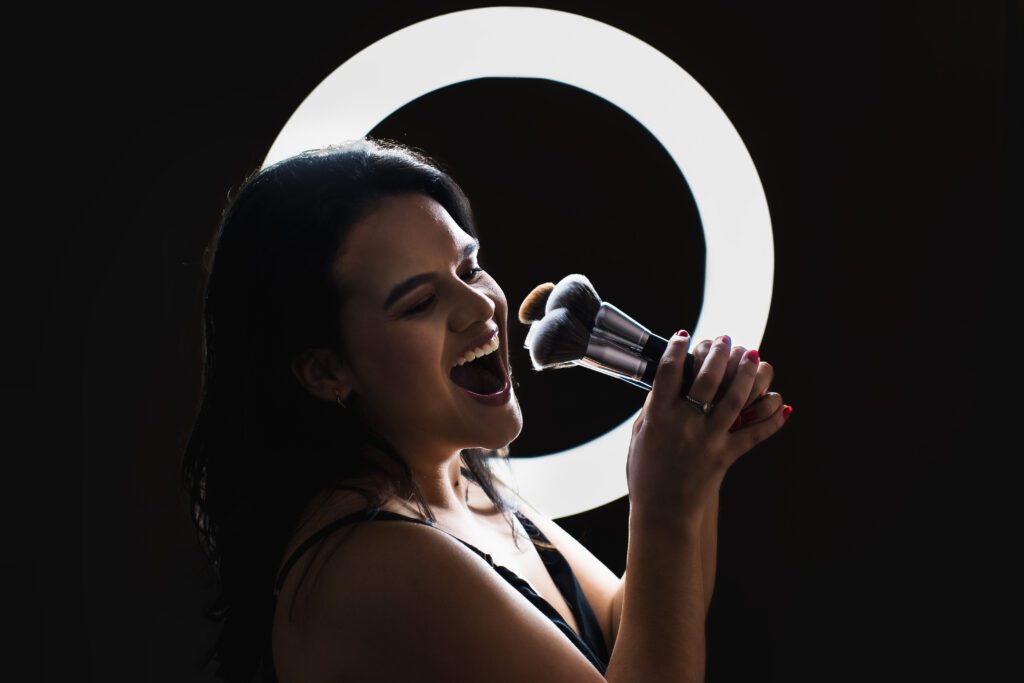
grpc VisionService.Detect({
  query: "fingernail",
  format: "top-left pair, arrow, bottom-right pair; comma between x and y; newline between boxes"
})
676,329 -> 689,337
783,405 -> 793,419
743,349 -> 759,363
719,335 -> 731,344
731,415 -> 742,430
740,406 -> 758,421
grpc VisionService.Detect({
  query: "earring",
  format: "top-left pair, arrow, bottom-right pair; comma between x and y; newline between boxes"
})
334,389 -> 347,409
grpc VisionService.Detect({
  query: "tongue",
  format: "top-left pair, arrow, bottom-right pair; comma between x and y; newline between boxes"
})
450,356 -> 502,394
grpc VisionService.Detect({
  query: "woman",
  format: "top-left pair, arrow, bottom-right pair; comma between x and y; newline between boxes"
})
181,137 -> 791,682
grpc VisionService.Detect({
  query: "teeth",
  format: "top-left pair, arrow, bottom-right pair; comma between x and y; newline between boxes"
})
453,336 -> 499,367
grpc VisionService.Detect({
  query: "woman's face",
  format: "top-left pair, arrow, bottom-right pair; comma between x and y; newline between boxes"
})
331,192 -> 523,465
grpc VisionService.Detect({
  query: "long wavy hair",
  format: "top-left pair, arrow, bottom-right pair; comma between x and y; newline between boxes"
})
180,137 -> 529,683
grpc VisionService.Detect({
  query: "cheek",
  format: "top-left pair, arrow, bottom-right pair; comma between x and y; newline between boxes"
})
367,331 -> 444,388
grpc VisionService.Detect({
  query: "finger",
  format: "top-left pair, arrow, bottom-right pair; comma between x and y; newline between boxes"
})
729,392 -> 780,432
686,334 -> 733,406
742,361 -> 774,411
648,330 -> 693,414
632,408 -> 645,436
708,346 -> 759,432
692,339 -> 713,367
734,392 -> 783,429
726,400 -> 791,466
689,340 -> 712,388
714,345 -> 747,404
635,387 -> 653,433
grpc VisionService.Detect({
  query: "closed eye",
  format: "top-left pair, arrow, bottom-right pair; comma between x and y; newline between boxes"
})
403,267 -> 485,316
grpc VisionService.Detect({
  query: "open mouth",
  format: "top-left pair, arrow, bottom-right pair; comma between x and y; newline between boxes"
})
449,350 -> 507,395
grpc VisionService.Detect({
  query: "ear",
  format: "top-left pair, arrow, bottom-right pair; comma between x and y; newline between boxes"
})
290,347 -> 353,404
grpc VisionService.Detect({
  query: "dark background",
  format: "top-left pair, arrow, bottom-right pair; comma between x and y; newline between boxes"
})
10,2 -> 1015,681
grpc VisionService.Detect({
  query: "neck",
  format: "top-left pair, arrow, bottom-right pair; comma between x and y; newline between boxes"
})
396,453 -> 474,518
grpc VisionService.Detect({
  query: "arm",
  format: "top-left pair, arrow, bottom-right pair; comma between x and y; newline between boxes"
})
604,509 -> 707,683
609,573 -> 624,651
701,487 -> 720,617
608,486 -> 720,650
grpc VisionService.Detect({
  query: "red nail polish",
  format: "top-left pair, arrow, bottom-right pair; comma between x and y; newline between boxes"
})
676,329 -> 689,337
783,405 -> 793,419
740,406 -> 758,422
744,349 -> 759,363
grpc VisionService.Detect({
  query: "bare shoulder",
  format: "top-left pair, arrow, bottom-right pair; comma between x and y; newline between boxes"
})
290,515 -> 607,682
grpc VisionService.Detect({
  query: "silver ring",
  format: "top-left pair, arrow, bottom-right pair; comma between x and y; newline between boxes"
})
682,394 -> 715,415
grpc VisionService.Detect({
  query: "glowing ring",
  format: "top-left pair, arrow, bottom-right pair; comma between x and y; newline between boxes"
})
263,6 -> 773,519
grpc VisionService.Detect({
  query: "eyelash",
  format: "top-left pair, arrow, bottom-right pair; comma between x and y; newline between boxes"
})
404,267 -> 485,316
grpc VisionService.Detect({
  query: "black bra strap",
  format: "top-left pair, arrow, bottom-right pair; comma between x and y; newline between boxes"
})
275,507 -> 551,597
273,508 -> 435,596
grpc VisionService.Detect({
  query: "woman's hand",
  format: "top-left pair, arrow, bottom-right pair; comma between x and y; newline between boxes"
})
626,333 -> 789,527
689,338 -> 782,430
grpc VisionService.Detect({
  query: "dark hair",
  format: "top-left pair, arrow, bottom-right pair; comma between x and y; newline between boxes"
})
180,137 -> 526,683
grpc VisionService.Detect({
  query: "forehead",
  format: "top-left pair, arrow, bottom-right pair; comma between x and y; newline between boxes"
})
335,193 -> 473,296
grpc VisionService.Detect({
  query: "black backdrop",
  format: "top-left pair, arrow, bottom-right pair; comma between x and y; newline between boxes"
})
12,2 -> 1015,681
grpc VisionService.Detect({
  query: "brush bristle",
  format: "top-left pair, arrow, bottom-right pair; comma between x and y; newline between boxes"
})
546,273 -> 601,328
518,282 -> 554,324
526,307 -> 592,370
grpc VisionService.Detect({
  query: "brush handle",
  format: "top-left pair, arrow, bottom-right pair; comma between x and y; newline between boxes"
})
581,327 -> 696,396
590,302 -> 696,397
639,334 -> 697,397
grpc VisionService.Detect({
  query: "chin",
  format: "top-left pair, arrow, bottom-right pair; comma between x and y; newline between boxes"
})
473,409 -> 523,451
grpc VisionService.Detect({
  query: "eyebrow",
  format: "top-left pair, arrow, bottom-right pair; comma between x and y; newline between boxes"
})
383,239 -> 480,311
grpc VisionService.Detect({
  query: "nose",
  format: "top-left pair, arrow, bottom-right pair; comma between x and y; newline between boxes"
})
450,280 -> 496,331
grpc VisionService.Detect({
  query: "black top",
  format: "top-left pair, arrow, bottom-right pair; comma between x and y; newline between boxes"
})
271,507 -> 610,676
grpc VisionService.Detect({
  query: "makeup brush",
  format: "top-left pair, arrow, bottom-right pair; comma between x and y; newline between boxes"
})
519,274 -> 697,395
517,281 -> 553,324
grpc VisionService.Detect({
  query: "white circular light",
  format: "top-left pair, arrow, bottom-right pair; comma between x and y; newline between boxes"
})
263,7 -> 773,519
